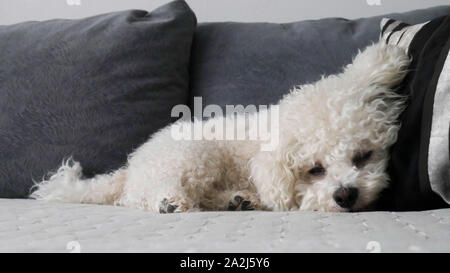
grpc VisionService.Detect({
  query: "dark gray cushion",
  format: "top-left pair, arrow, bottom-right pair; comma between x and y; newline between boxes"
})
0,0 -> 196,197
190,6 -> 450,109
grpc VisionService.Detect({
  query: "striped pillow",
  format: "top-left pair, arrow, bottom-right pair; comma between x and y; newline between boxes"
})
379,16 -> 450,210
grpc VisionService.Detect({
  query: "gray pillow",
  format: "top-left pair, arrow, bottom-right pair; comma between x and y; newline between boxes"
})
189,6 -> 450,109
0,0 -> 197,197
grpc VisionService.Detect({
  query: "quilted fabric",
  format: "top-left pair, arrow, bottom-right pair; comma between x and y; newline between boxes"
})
0,199 -> 448,252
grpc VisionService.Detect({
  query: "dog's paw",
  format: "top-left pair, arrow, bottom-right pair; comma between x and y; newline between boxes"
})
227,193 -> 258,211
159,197 -> 197,213
159,198 -> 178,213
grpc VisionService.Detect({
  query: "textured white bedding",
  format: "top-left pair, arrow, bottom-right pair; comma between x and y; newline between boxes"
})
0,199 -> 448,252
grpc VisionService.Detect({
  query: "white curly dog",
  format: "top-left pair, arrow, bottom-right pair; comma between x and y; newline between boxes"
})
31,41 -> 410,213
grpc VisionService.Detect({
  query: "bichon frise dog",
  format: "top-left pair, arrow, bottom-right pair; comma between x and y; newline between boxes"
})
31,41 -> 410,213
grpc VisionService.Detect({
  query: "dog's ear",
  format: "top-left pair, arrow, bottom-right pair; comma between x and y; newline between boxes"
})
344,42 -> 410,89
250,151 -> 297,211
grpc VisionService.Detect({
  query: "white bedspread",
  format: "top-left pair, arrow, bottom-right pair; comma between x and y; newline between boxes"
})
0,199 -> 448,252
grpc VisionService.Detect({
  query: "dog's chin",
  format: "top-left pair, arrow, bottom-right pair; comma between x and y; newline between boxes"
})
318,205 -> 365,213
302,201 -> 373,213
326,205 -> 349,213
324,204 -> 361,213
305,206 -> 349,213
300,202 -> 348,212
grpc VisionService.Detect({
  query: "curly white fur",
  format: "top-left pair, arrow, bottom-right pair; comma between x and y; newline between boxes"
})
31,41 -> 411,213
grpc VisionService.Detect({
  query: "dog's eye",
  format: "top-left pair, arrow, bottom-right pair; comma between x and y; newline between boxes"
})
352,151 -> 373,168
308,165 -> 326,177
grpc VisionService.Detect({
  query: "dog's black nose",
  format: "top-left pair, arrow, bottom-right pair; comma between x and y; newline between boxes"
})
333,187 -> 358,209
